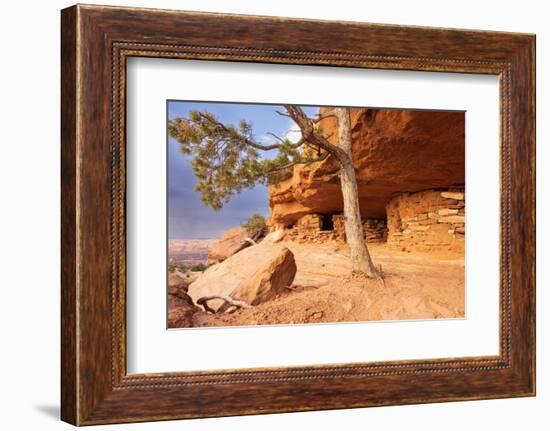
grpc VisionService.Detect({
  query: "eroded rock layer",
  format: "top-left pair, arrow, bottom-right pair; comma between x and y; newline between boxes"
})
268,108 -> 465,227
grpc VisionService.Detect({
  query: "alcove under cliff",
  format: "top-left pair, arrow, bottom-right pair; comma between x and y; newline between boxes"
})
268,108 -> 465,228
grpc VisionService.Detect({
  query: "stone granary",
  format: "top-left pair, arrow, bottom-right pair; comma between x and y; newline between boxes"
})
282,188 -> 464,252
285,213 -> 387,244
268,108 -> 466,253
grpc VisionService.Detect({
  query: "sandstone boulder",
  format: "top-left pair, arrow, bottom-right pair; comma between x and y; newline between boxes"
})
207,226 -> 249,261
167,282 -> 199,327
188,243 -> 297,312
232,247 -> 296,305
263,228 -> 286,244
168,272 -> 189,291
269,108 -> 465,227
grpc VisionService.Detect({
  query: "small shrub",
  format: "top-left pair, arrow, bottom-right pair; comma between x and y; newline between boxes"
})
190,263 -> 208,272
169,262 -> 213,273
242,213 -> 267,238
168,262 -> 190,272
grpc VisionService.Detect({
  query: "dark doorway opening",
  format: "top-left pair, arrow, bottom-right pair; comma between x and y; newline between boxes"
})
321,214 -> 334,231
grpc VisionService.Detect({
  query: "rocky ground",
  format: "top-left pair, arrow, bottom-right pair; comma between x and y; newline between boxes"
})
168,239 -> 464,329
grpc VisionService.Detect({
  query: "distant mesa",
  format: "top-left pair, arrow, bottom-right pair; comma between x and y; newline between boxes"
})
168,238 -> 215,265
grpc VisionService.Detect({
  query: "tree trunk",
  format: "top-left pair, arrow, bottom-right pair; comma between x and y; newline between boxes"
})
334,108 -> 379,278
283,105 -> 380,280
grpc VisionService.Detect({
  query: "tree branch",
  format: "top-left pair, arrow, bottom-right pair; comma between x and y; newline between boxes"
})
197,112 -> 306,151
268,152 -> 330,173
197,295 -> 251,314
266,132 -> 286,143
283,105 -> 348,161
275,110 -> 291,118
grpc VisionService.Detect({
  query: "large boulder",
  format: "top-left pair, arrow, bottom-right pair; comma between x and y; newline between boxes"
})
167,280 -> 200,327
188,243 -> 297,312
167,271 -> 206,327
269,108 -> 465,227
207,226 -> 249,262
263,228 -> 286,244
169,269 -> 200,286
168,271 -> 189,291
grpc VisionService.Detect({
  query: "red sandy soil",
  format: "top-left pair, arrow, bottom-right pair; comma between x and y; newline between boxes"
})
190,240 -> 464,328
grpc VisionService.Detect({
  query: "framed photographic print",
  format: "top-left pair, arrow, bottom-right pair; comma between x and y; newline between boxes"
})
61,4 -> 536,425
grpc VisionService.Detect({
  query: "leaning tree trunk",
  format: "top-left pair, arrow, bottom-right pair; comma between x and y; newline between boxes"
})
334,108 -> 379,278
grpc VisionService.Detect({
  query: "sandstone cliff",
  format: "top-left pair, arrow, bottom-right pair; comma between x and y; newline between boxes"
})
268,108 -> 465,227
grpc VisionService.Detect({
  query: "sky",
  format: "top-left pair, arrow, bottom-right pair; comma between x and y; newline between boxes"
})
167,101 -> 317,239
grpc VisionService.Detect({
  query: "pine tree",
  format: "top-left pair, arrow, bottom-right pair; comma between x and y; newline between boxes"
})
168,105 -> 381,280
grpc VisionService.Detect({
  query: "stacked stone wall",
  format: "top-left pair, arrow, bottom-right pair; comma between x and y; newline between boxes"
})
281,188 -> 464,252
286,214 -> 387,244
386,189 -> 465,253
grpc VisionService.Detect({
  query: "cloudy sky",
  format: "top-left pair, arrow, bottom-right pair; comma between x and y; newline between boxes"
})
167,101 -> 317,239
